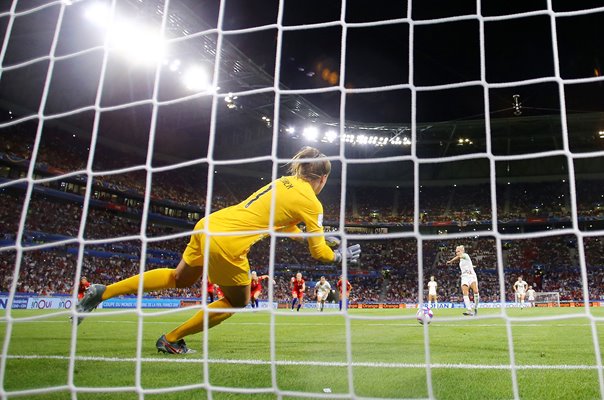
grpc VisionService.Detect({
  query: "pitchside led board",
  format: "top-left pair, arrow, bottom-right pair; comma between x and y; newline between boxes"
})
0,296 -> 280,310
0,296 -> 601,310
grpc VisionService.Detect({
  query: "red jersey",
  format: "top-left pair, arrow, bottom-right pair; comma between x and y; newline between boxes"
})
251,278 -> 262,293
291,278 -> 305,293
78,280 -> 90,299
206,279 -> 215,294
337,278 -> 351,294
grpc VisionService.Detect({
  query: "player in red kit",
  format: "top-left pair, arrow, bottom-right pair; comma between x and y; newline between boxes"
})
337,275 -> 352,311
249,271 -> 275,308
206,279 -> 215,303
214,285 -> 224,300
290,272 -> 306,312
78,277 -> 91,300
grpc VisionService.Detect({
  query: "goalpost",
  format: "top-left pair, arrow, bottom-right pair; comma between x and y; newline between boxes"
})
533,292 -> 561,307
1,0 -> 604,399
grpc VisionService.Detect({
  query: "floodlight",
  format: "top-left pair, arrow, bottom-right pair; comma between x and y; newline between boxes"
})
285,127 -> 295,134
183,66 -> 210,91
84,2 -> 112,27
324,130 -> 337,143
303,126 -> 319,141
168,59 -> 181,72
109,22 -> 165,65
390,137 -> 403,145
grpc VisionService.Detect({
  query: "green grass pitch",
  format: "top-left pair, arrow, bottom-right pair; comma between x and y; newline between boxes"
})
1,306 -> 604,399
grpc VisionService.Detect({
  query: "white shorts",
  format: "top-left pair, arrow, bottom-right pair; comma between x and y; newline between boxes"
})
461,274 -> 478,288
317,292 -> 329,301
528,296 -> 535,301
428,291 -> 437,297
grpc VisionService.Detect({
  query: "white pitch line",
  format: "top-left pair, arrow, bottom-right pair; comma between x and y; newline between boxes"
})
1,319 -> 602,328
4,354 -> 600,370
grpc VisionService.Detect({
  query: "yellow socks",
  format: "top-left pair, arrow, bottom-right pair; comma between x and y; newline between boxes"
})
101,268 -> 176,300
165,298 -> 234,342
100,268 -> 236,344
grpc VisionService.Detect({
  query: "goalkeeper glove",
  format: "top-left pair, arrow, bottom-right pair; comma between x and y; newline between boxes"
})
325,236 -> 341,248
333,244 -> 361,263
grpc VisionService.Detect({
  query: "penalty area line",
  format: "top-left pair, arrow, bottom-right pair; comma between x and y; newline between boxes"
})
5,354 -> 599,370
3,319 -> 603,329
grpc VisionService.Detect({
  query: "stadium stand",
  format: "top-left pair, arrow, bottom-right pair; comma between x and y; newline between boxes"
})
1,131 -> 604,304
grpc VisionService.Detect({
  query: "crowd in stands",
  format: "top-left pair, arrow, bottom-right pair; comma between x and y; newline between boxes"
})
2,129 -> 604,306
2,130 -> 603,228
2,209 -> 603,304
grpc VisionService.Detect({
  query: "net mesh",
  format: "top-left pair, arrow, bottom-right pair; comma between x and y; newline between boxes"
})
0,0 -> 604,399
532,292 -> 561,307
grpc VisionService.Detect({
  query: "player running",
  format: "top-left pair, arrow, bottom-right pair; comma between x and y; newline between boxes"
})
427,276 -> 438,308
75,146 -> 361,354
446,245 -> 480,316
314,276 -> 331,312
337,275 -> 352,311
291,272 -> 306,311
514,275 -> 528,308
249,271 -> 274,308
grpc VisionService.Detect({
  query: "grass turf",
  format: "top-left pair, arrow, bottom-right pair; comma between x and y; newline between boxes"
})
1,306 -> 603,399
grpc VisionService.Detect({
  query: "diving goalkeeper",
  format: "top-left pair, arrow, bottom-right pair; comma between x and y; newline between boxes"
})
76,146 -> 361,354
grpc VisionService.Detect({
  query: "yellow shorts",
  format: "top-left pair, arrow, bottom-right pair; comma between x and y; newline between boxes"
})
182,219 -> 251,287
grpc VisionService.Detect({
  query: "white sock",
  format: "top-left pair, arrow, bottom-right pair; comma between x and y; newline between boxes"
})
463,295 -> 472,310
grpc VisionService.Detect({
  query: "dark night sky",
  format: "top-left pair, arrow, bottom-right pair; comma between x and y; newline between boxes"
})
1,0 -> 603,118
212,0 -> 604,123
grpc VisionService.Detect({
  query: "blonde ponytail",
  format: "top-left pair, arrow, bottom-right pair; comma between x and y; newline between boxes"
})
288,146 -> 331,181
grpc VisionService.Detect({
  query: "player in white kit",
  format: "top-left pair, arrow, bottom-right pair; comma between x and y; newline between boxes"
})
314,276 -> 332,312
513,275 -> 528,308
427,276 -> 438,308
526,286 -> 536,307
446,245 -> 479,316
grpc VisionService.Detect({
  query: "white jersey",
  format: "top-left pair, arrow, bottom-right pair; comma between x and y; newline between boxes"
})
514,280 -> 528,294
428,281 -> 437,295
527,289 -> 536,300
458,253 -> 476,277
315,281 -> 331,296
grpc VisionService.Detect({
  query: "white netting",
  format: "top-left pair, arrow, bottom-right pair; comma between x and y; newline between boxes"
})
532,292 -> 561,307
1,0 -> 604,399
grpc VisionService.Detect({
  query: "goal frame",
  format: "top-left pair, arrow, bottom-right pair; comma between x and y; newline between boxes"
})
532,291 -> 561,307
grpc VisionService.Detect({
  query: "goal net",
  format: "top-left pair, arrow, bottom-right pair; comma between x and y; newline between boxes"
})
1,0 -> 604,399
533,292 -> 561,307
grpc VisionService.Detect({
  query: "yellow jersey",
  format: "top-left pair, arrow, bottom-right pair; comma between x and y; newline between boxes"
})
183,175 -> 335,285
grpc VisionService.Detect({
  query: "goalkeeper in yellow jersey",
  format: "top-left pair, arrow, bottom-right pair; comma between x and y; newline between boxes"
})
75,146 -> 361,354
